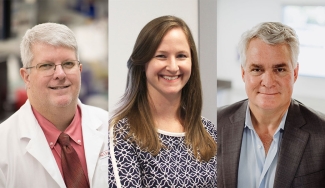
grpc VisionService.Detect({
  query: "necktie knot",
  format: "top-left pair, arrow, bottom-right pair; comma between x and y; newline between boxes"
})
58,132 -> 71,147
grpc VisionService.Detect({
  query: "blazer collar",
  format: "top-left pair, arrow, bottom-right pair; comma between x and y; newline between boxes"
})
274,99 -> 309,187
220,100 -> 247,187
221,99 -> 309,187
229,100 -> 248,124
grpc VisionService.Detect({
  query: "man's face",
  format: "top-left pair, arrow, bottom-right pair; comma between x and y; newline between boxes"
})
20,43 -> 82,110
242,38 -> 299,112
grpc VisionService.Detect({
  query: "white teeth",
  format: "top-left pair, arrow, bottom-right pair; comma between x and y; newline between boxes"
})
51,86 -> 68,90
163,76 -> 178,80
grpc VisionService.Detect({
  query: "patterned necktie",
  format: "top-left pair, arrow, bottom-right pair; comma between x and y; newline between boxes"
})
57,132 -> 89,188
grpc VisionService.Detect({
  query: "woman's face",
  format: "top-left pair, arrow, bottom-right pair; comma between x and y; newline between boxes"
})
145,27 -> 192,100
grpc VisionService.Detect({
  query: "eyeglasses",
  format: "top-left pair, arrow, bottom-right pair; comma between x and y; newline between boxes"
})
25,60 -> 81,76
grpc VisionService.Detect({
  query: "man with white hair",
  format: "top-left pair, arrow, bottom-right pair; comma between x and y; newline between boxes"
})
0,23 -> 108,188
217,22 -> 325,188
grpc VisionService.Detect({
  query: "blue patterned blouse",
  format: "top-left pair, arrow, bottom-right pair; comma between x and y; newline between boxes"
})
108,117 -> 217,187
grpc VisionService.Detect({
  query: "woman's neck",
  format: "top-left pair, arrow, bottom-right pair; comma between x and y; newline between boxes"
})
149,93 -> 184,133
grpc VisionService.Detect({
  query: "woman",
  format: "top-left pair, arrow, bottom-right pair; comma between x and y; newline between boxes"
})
108,15 -> 217,187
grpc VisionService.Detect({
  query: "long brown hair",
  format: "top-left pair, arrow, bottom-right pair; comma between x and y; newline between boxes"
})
110,15 -> 216,161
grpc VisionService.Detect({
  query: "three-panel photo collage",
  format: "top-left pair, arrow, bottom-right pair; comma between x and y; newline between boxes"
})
0,0 -> 325,187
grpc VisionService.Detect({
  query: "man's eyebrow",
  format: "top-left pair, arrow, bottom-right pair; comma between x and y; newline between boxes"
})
273,63 -> 288,68
249,63 -> 263,68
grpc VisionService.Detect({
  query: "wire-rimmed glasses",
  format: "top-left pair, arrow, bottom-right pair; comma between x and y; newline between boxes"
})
25,60 -> 81,76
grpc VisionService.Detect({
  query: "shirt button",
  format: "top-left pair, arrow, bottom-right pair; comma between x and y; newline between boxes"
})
50,142 -> 53,145
77,140 -> 81,143
258,145 -> 262,149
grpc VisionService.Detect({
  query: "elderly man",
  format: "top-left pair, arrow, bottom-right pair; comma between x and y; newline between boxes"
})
217,22 -> 325,188
0,23 -> 108,188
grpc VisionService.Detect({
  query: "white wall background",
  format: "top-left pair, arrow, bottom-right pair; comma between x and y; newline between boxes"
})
109,0 -> 217,123
217,0 -> 325,113
199,0 -> 217,124
109,0 -> 198,116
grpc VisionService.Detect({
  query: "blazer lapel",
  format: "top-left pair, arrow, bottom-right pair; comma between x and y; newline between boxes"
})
274,100 -> 309,188
221,101 -> 247,187
81,105 -> 106,185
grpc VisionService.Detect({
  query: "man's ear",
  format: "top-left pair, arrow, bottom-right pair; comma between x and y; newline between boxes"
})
20,68 -> 30,87
293,63 -> 299,82
79,63 -> 82,72
241,66 -> 245,82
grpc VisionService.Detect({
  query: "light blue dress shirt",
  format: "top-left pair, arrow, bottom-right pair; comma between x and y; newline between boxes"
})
237,105 -> 287,188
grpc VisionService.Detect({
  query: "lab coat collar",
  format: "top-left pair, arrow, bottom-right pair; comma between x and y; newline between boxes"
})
18,100 -> 66,187
79,101 -> 106,186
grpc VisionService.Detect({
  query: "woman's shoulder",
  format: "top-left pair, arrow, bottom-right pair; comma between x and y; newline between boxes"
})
201,116 -> 215,129
115,117 -> 128,126
109,117 -> 137,148
112,117 -> 130,135
201,116 -> 217,139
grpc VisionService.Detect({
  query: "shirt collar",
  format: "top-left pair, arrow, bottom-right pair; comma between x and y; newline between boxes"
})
244,103 -> 287,133
64,105 -> 83,146
32,105 -> 83,148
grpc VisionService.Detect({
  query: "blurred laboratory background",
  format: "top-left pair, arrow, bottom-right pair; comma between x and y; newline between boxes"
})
0,0 -> 108,123
217,0 -> 325,113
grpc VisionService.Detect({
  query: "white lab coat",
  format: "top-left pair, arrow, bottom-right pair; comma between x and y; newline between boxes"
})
0,100 -> 108,188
